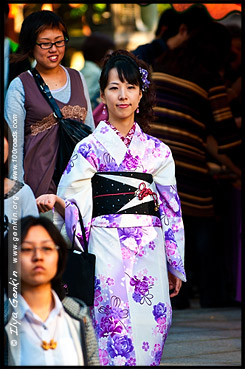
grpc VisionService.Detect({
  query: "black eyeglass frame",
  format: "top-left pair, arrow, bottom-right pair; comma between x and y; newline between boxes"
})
35,38 -> 69,50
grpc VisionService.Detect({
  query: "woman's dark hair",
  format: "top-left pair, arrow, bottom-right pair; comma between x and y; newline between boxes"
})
11,10 -> 69,62
4,119 -> 13,178
100,49 -> 156,132
20,216 -> 68,300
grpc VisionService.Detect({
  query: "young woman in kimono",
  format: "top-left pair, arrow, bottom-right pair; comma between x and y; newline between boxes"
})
36,49 -> 186,366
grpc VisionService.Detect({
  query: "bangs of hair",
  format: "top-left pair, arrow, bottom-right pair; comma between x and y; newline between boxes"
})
115,61 -> 140,87
36,22 -> 68,39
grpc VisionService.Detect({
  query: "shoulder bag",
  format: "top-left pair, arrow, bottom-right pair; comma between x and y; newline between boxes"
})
31,68 -> 92,185
62,205 -> 96,306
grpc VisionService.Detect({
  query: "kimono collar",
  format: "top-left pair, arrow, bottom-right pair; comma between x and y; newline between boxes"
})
105,120 -> 136,148
93,120 -> 146,166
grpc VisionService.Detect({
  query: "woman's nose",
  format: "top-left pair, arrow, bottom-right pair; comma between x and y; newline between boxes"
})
32,248 -> 43,260
118,87 -> 127,99
49,43 -> 58,51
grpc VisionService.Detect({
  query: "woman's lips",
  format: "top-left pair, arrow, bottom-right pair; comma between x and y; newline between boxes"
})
33,266 -> 45,272
117,104 -> 130,108
48,55 -> 58,62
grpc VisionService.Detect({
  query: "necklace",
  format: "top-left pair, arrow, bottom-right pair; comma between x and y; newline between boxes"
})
25,313 -> 58,350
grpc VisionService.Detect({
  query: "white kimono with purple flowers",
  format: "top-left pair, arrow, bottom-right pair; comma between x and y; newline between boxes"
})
55,120 -> 186,366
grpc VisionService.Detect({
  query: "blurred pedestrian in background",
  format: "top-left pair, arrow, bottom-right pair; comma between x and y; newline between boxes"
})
80,32 -> 116,110
131,7 -> 182,67
4,10 -> 95,202
35,49 -> 186,366
151,18 -> 241,309
4,119 -> 38,236
4,216 -> 100,366
211,22 -> 242,305
132,5 -> 213,69
4,3 -> 31,99
223,24 -> 241,122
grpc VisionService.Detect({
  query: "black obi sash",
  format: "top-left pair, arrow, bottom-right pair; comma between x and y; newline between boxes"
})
92,172 -> 160,218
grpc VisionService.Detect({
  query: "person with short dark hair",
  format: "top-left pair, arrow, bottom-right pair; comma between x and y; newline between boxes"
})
4,216 -> 100,366
131,5 -> 212,67
80,32 -> 115,109
35,49 -> 186,366
4,10 -> 95,200
131,7 -> 182,66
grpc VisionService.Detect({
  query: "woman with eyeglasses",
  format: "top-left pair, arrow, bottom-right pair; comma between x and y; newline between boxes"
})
4,215 -> 100,366
4,10 -> 95,203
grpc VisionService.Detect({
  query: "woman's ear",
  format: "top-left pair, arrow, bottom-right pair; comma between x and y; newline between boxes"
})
138,90 -> 143,104
100,90 -> 106,104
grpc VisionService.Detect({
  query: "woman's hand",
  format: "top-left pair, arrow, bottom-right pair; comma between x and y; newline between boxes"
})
36,194 -> 65,218
168,271 -> 182,298
36,194 -> 57,213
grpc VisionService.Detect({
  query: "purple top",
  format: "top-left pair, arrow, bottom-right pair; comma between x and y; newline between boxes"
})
19,68 -> 88,197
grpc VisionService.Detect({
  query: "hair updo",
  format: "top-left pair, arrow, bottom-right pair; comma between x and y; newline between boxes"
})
100,49 -> 155,132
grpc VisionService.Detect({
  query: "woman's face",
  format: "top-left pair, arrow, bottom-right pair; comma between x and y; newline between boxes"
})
33,27 -> 65,71
20,225 -> 59,289
100,67 -> 142,124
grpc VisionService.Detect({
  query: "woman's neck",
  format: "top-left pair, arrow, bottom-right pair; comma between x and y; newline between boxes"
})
22,284 -> 55,322
35,63 -> 62,76
108,117 -> 135,137
35,64 -> 66,90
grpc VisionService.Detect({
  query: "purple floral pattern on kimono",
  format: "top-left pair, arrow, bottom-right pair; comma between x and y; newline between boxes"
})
60,121 -> 186,366
107,335 -> 134,359
92,294 -> 136,365
127,274 -> 154,305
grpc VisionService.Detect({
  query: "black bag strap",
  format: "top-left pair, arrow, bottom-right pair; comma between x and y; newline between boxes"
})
72,204 -> 88,253
30,68 -> 63,120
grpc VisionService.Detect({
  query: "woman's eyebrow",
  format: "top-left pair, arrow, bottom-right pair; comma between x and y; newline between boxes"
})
22,240 -> 54,244
38,35 -> 63,40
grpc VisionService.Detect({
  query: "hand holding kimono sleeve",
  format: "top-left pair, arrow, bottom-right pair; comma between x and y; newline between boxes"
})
154,151 -> 186,282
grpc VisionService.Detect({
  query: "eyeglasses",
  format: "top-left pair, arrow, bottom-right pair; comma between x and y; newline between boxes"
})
35,38 -> 68,50
20,244 -> 60,255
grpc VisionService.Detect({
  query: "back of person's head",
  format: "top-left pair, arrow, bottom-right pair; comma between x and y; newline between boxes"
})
186,20 -> 231,72
226,24 -> 241,39
155,8 -> 182,40
20,216 -> 68,299
16,10 -> 68,61
100,49 -> 156,132
154,19 -> 231,87
225,24 -> 241,72
4,119 -> 13,178
81,32 -> 115,65
180,4 -> 212,34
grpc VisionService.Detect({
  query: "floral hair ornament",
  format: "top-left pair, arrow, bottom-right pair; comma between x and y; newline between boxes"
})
139,67 -> 150,92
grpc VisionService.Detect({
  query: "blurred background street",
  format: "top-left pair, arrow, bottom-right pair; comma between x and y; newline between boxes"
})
5,3 -> 242,70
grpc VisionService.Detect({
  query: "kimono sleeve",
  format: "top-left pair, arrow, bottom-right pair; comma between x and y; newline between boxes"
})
154,149 -> 186,282
53,140 -> 97,251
